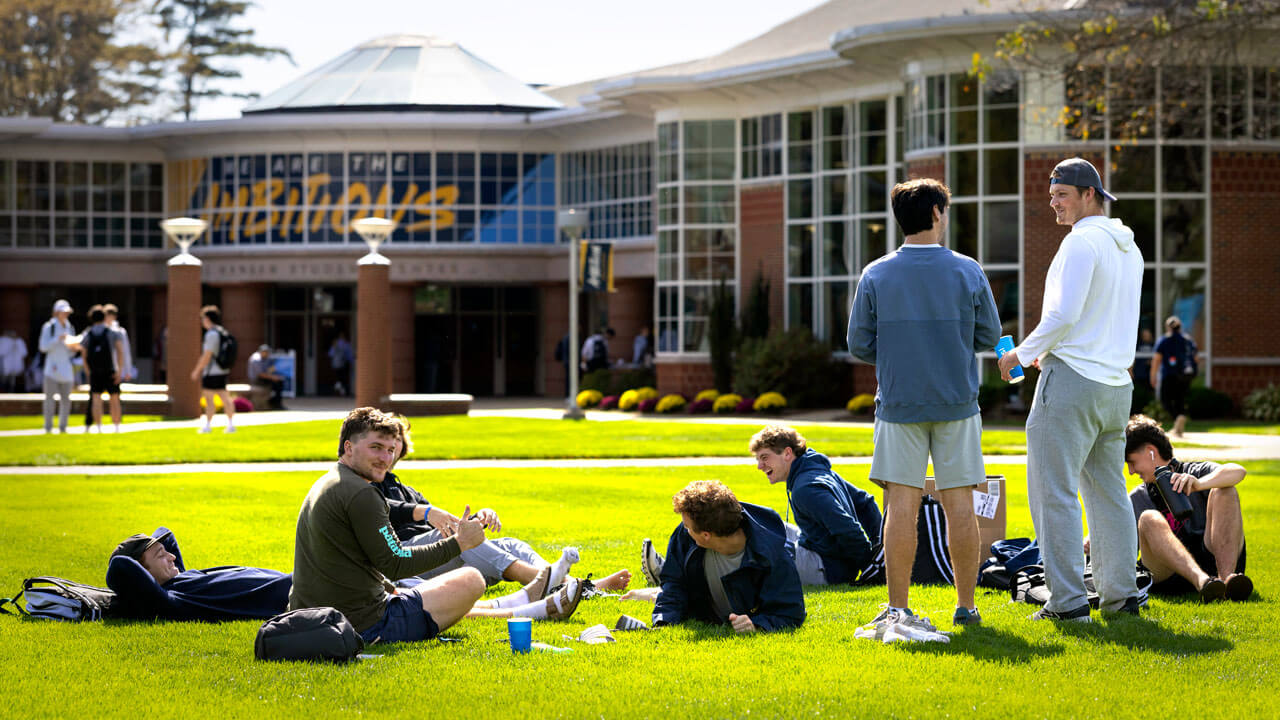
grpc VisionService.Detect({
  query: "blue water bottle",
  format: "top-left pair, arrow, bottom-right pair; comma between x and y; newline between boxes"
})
995,335 -> 1025,384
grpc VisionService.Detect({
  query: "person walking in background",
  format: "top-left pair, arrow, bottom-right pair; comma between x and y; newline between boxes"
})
104,304 -> 135,383
997,157 -> 1144,621
80,304 -> 126,433
0,329 -> 27,392
190,305 -> 235,434
328,332 -> 353,396
1152,316 -> 1198,438
632,326 -> 654,368
38,299 -> 76,433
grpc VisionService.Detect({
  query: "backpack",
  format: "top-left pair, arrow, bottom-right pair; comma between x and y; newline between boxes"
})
979,538 -> 1041,590
255,607 -> 365,663
1182,336 -> 1199,378
214,326 -> 237,370
0,576 -> 120,621
855,495 -> 955,586
84,326 -> 114,375
586,336 -> 609,371
1010,563 -> 1152,608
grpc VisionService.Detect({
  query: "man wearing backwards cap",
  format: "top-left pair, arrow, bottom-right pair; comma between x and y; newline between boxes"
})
105,527 -> 291,621
38,299 -> 76,434
997,157 -> 1144,622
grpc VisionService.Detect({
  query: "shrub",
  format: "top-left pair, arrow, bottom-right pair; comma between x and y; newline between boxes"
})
713,393 -> 743,414
615,368 -> 656,395
638,397 -> 659,413
1143,398 -> 1171,427
200,394 -> 223,411
1244,383 -> 1280,422
656,394 -> 687,414
846,393 -> 874,414
978,382 -> 1003,413
708,277 -> 737,392
687,398 -> 713,414
576,389 -> 603,408
581,369 -> 613,393
1187,385 -> 1234,419
695,389 -> 720,403
1130,382 -> 1155,416
599,395 -> 619,410
736,396 -> 756,414
233,396 -> 253,413
636,386 -> 659,402
754,392 -> 787,413
618,389 -> 641,411
733,328 -> 844,408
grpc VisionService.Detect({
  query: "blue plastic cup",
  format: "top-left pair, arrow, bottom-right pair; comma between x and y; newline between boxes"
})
994,335 -> 1025,384
508,617 -> 532,653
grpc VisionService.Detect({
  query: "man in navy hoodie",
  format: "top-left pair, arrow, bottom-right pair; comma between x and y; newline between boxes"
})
106,527 -> 291,621
750,424 -> 881,586
848,178 -> 1001,633
653,480 -> 805,633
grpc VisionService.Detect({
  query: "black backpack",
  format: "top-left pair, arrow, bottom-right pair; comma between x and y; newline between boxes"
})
0,576 -> 120,621
1010,563 -> 1152,608
214,326 -> 237,370
84,326 -> 114,375
855,495 -> 955,586
255,607 -> 365,663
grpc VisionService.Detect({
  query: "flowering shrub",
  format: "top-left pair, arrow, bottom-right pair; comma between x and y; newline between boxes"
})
694,389 -> 720,403
200,394 -> 223,411
754,392 -> 787,413
618,390 -> 640,411
656,394 -> 688,414
599,395 -> 619,410
687,399 -> 713,414
736,396 -> 756,414
713,393 -> 743,414
636,386 -> 660,402
638,397 -> 659,413
846,393 -> 875,414
576,389 -> 603,408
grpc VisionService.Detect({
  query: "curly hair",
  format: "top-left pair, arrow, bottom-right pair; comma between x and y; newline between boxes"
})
1124,414 -> 1173,461
672,480 -> 743,537
337,407 -> 404,459
748,424 -> 807,456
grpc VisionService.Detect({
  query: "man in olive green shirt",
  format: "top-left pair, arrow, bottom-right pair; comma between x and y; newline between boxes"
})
289,407 -> 488,643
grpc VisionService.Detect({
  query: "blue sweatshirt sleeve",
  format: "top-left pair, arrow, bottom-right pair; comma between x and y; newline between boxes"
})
106,556 -> 180,619
652,524 -> 688,627
973,271 -> 1003,352
748,553 -> 806,632
848,274 -> 877,364
792,482 -> 874,566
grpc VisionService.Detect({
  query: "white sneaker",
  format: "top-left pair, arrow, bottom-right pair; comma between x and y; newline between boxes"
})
198,426 -> 211,434
640,538 -> 664,586
224,426 -> 236,434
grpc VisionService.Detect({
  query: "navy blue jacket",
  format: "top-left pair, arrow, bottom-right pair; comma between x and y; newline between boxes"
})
653,502 -> 805,632
376,471 -> 433,539
786,449 -> 882,584
105,527 -> 291,622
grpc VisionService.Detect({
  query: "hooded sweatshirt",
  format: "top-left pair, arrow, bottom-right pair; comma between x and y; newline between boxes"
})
1014,215 -> 1144,386
784,449 -> 882,584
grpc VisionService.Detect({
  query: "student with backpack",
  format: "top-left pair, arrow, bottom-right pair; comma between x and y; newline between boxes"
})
80,304 -> 126,434
189,305 -> 236,434
38,299 -> 76,434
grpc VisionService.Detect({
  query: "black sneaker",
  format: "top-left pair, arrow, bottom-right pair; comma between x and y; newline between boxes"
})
1109,596 -> 1142,616
1029,604 -> 1092,622
640,538 -> 664,586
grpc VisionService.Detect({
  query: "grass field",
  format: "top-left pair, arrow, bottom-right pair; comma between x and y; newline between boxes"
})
0,416 -> 1039,466
0,414 -> 168,431
1,461 -> 1276,719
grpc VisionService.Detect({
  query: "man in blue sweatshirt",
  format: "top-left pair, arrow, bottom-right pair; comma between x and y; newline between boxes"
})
848,178 -> 1002,633
750,424 -> 881,586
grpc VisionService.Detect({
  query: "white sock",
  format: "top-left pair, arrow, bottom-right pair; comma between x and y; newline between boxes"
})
510,577 -> 578,620
491,588 -> 530,610
548,547 -> 580,588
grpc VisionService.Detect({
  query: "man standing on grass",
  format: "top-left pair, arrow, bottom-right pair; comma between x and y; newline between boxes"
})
848,178 -> 1001,634
653,480 -> 805,633
80,304 -> 126,434
749,424 -> 882,586
997,157 -> 1144,621
190,305 -> 235,434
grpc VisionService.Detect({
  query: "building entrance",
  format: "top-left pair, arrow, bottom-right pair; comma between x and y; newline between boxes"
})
413,285 -> 537,396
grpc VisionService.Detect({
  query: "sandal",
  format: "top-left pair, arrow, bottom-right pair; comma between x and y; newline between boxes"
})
1225,573 -> 1253,601
1198,577 -> 1227,603
544,577 -> 584,621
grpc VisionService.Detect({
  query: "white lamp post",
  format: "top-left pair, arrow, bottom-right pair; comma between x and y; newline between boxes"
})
559,208 -> 588,420
352,217 -> 396,265
160,217 -> 208,266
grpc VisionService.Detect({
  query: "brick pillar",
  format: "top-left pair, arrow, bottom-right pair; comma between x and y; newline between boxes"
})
541,282 -> 569,397
1,287 -> 32,341
607,278 -> 654,366
356,256 -> 391,408
166,260 -> 202,417
219,284 -> 267,379
389,284 -> 415,393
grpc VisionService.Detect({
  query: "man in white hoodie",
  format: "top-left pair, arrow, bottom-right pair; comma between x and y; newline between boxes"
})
998,158 -> 1144,622
39,299 -> 77,433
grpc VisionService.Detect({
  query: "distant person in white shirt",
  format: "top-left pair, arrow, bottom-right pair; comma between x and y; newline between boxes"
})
997,158 -> 1144,622
0,329 -> 26,392
38,299 -> 76,433
104,304 -> 135,382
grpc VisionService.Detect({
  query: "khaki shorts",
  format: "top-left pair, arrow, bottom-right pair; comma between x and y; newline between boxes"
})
870,414 -> 984,490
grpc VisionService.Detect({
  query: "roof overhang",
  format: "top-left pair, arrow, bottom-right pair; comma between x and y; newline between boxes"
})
832,12 -> 1026,56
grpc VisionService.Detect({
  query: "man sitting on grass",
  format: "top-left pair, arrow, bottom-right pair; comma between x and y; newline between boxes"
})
652,480 -> 805,633
106,527 -> 291,621
380,417 -> 632,594
750,424 -> 882,586
289,408 -> 584,647
1119,415 -> 1252,602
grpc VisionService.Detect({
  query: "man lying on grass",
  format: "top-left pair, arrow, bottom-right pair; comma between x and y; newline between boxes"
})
289,408 -> 584,647
380,416 -> 631,594
652,480 -> 805,633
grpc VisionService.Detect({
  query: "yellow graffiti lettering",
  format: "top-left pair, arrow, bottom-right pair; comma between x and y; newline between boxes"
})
266,179 -> 285,230
390,182 -> 419,225
406,185 -> 459,232
332,181 -> 372,233
244,180 -> 271,236
231,186 -> 249,241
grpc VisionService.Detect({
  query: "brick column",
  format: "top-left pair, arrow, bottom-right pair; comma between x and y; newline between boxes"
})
219,284 -> 267,378
166,259 -> 202,418
389,284 -> 415,393
356,254 -> 391,409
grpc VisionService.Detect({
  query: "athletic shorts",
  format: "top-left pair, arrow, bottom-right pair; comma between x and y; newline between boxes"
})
1148,538 -> 1247,595
870,413 -> 984,490
201,374 -> 228,391
89,371 -> 119,395
359,588 -> 439,644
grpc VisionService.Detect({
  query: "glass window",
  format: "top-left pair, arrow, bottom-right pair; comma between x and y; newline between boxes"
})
982,202 -> 1019,264
987,270 -> 1019,336
949,150 -> 979,197
788,283 -> 814,333
788,179 -> 813,220
984,149 -> 1019,195
949,202 -> 978,259
822,105 -> 849,170
824,281 -> 850,352
1162,145 -> 1204,193
823,220 -> 850,276
788,224 -> 814,278
1162,199 -> 1205,263
1162,267 -> 1207,344
1110,146 -> 1156,193
1126,199 -> 1157,261
788,111 -> 814,174
1161,67 -> 1207,140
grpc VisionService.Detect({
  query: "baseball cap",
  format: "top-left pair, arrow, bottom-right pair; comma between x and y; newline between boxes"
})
1050,158 -> 1117,202
112,533 -> 162,562
257,344 -> 271,354
53,299 -> 73,314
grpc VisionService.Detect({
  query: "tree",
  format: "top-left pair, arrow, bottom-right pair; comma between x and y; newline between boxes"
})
155,0 -> 292,120
740,266 -> 771,341
707,276 -> 737,392
0,0 -> 164,124
973,0 -> 1280,142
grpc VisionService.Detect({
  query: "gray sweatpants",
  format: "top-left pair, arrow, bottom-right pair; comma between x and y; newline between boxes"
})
1027,356 -> 1138,612
43,378 -> 73,433
401,530 -> 545,586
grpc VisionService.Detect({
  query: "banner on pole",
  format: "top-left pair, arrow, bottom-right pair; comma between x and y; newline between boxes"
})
579,241 -> 614,292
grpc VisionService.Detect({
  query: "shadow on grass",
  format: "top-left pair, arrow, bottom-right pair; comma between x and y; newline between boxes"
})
901,625 -> 1065,661
1055,614 -> 1234,655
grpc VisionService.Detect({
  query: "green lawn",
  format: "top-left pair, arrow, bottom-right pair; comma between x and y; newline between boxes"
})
1186,419 -> 1280,436
0,416 -> 1033,466
1,462 -> 1276,719
0,414 -> 168,431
